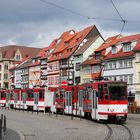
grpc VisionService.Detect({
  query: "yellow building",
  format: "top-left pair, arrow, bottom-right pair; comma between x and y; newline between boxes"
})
134,51 -> 140,106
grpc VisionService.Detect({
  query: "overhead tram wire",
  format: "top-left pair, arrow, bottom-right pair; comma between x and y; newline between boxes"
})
110,0 -> 126,33
38,0 -> 122,22
38,0 -> 90,19
38,0 -> 140,23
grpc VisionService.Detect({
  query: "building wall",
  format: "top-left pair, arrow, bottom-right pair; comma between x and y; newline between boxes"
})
21,68 -> 29,89
81,65 -> 91,83
134,52 -> 140,106
74,37 -> 104,84
0,61 -> 10,89
29,65 -> 41,88
83,37 -> 104,60
47,61 -> 60,87
103,58 -> 135,94
15,69 -> 22,88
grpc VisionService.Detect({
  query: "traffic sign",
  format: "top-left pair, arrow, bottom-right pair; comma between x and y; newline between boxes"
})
61,81 -> 67,89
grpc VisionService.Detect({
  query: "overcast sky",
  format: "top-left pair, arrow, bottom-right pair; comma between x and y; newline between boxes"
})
0,0 -> 140,48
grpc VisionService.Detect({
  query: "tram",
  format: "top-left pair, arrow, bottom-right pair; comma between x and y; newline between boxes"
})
0,80 -> 128,122
47,80 -> 128,122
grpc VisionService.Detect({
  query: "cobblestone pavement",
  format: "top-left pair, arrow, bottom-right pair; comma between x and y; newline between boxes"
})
0,109 -> 108,140
1,109 -> 140,140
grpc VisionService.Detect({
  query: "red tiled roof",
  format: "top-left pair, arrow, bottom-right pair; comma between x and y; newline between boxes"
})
74,35 -> 100,56
38,39 -> 57,58
96,34 -> 140,52
82,57 -> 100,66
95,35 -> 121,52
133,39 -> 140,52
0,45 -> 40,59
48,25 -> 96,62
104,48 -> 134,60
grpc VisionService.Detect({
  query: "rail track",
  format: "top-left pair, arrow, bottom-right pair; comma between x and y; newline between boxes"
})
103,123 -> 134,140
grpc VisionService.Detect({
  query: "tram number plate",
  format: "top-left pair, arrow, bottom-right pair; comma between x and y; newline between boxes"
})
117,114 -> 124,117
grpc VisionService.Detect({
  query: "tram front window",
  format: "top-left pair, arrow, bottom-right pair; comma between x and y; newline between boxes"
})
109,83 -> 127,100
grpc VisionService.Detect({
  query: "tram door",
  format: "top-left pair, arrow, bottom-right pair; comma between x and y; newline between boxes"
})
92,90 -> 98,120
34,92 -> 39,110
22,92 -> 27,109
65,91 -> 72,114
78,90 -> 83,116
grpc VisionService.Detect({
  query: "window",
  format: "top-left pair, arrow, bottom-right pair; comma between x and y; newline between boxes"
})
92,65 -> 100,73
98,84 -> 104,100
119,76 -> 123,81
139,73 -> 140,83
128,60 -> 133,67
4,64 -> 8,70
15,55 -> 21,60
62,70 -> 67,76
123,43 -> 132,52
109,62 -> 112,69
112,62 -> 116,69
76,63 -> 81,71
0,65 -> 1,71
124,75 -> 128,82
119,60 -> 123,68
95,52 -> 100,60
124,60 -> 127,67
4,73 -> 8,80
128,75 -> 133,84
112,46 -> 117,54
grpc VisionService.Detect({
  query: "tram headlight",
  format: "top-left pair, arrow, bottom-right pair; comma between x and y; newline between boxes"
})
110,109 -> 114,112
123,108 -> 127,112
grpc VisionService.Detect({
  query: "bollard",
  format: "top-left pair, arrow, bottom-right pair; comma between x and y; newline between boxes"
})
71,108 -> 73,120
1,114 -> 3,125
0,119 -> 2,138
23,105 -> 24,112
49,110 -> 51,116
37,107 -> 39,115
56,109 -> 57,117
80,110 -> 82,121
4,116 -> 6,135
15,104 -> 16,111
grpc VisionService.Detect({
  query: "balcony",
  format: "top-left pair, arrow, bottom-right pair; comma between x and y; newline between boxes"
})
41,61 -> 47,65
10,75 -> 14,78
60,64 -> 69,69
41,65 -> 47,69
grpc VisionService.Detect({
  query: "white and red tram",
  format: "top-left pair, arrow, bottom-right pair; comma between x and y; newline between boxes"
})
47,81 -> 128,122
0,80 -> 128,122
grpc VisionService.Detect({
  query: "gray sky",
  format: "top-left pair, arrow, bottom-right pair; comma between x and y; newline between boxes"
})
0,0 -> 140,48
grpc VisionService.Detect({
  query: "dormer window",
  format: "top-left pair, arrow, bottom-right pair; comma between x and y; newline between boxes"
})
112,46 -> 117,54
123,42 -> 132,52
95,52 -> 100,60
59,53 -> 62,57
15,55 -> 21,60
53,54 -> 56,58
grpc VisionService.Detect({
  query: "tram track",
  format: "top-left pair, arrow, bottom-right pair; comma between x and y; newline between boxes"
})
121,124 -> 134,140
103,124 -> 113,140
103,123 -> 134,140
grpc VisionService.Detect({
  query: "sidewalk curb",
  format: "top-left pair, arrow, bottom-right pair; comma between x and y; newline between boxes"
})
16,130 -> 25,140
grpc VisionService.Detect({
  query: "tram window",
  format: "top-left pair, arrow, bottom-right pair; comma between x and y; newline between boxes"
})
104,83 -> 107,88
79,90 -> 83,107
39,90 -> 44,99
93,91 -> 95,109
98,84 -> 104,100
104,88 -> 109,100
27,91 -> 34,99
1,92 -> 6,98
